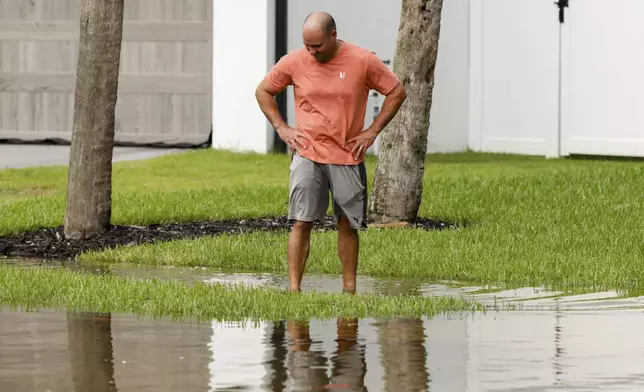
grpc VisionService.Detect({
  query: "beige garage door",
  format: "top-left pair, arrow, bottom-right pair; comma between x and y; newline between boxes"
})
0,0 -> 212,146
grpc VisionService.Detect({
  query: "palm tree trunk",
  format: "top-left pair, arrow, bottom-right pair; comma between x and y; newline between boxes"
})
369,0 -> 444,224
64,0 -> 124,239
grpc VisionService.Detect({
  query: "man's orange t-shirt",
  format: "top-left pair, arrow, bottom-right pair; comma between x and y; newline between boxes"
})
265,40 -> 401,165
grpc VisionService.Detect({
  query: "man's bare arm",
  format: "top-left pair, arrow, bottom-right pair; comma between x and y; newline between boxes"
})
348,83 -> 407,160
255,80 -> 288,131
255,79 -> 308,152
370,83 -> 407,135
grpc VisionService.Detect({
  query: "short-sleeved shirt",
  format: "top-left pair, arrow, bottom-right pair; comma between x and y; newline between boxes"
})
264,40 -> 401,165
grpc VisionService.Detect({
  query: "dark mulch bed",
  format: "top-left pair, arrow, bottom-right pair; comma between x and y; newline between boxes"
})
0,216 -> 455,261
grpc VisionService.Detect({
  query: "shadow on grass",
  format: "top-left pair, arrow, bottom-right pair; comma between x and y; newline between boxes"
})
565,154 -> 644,163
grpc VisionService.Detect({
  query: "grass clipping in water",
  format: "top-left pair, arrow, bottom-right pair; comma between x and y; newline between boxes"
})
0,266 -> 482,321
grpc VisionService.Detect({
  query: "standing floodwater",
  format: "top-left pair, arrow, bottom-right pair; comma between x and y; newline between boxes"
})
1,308 -> 644,391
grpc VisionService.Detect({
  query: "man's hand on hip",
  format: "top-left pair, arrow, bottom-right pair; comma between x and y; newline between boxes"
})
277,125 -> 309,154
348,128 -> 378,161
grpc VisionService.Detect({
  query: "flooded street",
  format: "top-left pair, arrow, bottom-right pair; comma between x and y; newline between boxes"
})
2,307 -> 644,391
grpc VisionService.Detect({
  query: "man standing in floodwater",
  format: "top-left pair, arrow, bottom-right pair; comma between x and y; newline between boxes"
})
255,11 -> 407,293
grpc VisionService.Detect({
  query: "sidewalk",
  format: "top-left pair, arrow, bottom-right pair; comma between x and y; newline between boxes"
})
0,144 -> 187,169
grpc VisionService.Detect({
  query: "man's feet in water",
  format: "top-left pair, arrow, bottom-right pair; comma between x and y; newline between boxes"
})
342,286 -> 356,295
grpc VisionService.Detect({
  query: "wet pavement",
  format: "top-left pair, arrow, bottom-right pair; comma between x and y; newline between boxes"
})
2,307 -> 644,391
0,144 -> 187,169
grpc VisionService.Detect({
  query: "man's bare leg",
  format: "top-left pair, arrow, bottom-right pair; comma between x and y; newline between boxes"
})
337,215 -> 359,293
288,220 -> 313,292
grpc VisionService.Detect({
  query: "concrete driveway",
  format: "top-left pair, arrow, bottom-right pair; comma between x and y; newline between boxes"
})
0,144 -> 188,169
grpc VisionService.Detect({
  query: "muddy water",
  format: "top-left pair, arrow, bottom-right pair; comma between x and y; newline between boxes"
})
2,308 -> 644,391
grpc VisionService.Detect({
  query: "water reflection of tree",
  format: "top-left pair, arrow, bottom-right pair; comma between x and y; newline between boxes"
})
66,262 -> 117,391
378,318 -> 430,391
67,312 -> 117,392
375,279 -> 430,391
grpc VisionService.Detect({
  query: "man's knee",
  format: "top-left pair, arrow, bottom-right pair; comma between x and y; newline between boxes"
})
337,215 -> 357,233
292,220 -> 314,233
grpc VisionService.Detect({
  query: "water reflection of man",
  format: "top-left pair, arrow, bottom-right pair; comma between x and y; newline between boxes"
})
286,319 -> 367,391
329,318 -> 368,390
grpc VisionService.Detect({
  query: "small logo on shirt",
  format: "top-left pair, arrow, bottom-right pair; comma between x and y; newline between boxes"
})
339,71 -> 345,79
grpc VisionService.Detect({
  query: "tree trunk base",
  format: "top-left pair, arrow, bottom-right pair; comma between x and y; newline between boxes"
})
368,221 -> 411,229
64,226 -> 110,241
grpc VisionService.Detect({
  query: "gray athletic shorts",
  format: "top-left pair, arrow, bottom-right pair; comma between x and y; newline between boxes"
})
288,154 -> 368,229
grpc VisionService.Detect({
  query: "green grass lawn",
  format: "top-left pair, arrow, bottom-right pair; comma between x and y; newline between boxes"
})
3,148 -> 644,298
0,150 -> 293,236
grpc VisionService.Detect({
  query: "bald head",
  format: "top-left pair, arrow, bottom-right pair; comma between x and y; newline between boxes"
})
302,11 -> 339,63
303,11 -> 336,36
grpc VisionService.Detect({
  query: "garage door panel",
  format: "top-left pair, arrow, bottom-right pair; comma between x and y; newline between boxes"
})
0,0 -> 212,147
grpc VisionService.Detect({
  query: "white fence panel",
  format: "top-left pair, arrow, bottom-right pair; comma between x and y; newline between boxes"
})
470,0 -> 561,156
560,0 -> 644,157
